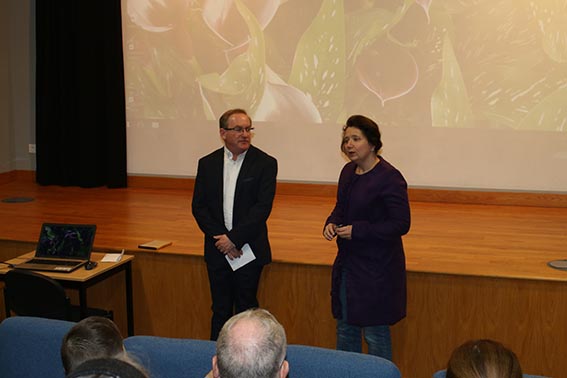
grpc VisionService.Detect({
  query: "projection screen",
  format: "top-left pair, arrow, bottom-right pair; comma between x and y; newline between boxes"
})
121,0 -> 567,192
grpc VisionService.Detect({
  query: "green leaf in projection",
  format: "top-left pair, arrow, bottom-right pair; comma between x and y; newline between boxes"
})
288,0 -> 345,122
431,34 -> 474,128
233,0 -> 266,112
134,45 -> 201,119
517,86 -> 567,131
346,7 -> 394,66
529,1 -> 567,63
195,0 -> 266,115
471,63 -> 565,129
346,0 -> 415,67
197,54 -> 250,95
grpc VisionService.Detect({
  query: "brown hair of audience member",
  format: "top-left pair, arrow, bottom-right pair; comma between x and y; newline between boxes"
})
61,316 -> 127,374
446,339 -> 523,378
65,357 -> 148,378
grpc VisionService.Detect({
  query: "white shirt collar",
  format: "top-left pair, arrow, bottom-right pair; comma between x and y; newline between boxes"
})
224,146 -> 248,162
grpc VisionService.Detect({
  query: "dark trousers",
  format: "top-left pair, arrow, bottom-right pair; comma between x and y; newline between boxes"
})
206,261 -> 264,340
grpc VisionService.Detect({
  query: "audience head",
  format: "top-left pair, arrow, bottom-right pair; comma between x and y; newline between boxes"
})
342,115 -> 382,156
65,357 -> 148,378
213,308 -> 289,378
446,339 -> 523,378
61,316 -> 126,374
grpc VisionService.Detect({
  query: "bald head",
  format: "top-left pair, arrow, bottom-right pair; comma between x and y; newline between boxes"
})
229,317 -> 263,346
213,309 -> 288,378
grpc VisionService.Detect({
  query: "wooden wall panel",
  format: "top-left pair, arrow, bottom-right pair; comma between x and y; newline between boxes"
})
69,271 -> 128,335
259,263 -> 335,348
130,252 -> 211,339
395,272 -> 564,378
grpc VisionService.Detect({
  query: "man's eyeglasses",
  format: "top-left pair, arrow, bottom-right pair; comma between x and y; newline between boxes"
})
223,126 -> 254,133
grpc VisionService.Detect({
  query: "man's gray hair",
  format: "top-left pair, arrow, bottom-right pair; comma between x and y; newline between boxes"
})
216,308 -> 287,378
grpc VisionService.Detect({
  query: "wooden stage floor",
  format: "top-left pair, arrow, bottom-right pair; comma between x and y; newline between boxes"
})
1,174 -> 566,281
1,173 -> 567,378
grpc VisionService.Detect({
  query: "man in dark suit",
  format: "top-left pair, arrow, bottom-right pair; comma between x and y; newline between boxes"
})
192,108 -> 278,340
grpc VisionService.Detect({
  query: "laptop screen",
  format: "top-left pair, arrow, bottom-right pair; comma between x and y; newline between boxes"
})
35,223 -> 97,259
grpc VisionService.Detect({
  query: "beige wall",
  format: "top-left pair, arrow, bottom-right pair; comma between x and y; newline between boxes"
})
1,0 -> 35,174
0,1 -> 12,173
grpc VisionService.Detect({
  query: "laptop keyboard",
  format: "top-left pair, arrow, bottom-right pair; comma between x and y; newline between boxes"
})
28,258 -> 80,266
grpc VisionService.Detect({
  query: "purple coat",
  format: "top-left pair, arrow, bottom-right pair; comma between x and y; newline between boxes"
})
325,158 -> 410,326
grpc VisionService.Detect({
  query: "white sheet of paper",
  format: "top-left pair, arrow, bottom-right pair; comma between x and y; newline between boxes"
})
101,249 -> 124,262
226,243 -> 256,271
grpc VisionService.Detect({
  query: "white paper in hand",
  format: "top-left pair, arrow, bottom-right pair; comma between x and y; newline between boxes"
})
226,243 -> 256,271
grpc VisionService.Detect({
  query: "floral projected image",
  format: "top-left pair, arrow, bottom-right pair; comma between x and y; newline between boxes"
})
123,0 -> 567,131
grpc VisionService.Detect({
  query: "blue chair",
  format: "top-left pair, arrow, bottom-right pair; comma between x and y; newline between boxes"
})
0,316 -> 402,378
0,316 -> 73,378
434,369 -> 549,378
124,338 -> 403,378
287,344 -> 402,378
124,336 -> 216,378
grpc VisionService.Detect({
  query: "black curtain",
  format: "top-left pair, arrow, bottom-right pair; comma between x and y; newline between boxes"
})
36,1 -> 127,188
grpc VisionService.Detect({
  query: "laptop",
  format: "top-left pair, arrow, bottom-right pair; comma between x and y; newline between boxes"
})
16,223 -> 97,273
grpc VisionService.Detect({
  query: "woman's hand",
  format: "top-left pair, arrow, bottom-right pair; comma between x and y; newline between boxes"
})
323,223 -> 337,240
336,225 -> 352,240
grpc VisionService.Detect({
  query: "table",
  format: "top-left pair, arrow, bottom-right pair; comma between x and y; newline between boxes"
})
0,252 -> 135,336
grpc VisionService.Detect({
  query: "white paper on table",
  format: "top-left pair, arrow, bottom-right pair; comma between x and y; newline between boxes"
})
101,249 -> 124,262
226,243 -> 256,271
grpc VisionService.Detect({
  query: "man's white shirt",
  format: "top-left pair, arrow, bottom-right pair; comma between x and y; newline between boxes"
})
223,147 -> 246,231
222,147 -> 255,270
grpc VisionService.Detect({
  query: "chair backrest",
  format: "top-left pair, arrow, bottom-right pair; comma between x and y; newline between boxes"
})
4,269 -> 71,320
124,336 -> 216,378
286,344 -> 402,378
0,316 -> 75,378
124,338 -> 403,378
0,316 -> 403,378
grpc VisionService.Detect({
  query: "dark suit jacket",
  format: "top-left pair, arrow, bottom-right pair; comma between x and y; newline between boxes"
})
192,145 -> 278,267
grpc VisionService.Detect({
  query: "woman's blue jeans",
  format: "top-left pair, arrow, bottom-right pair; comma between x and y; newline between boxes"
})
336,269 -> 393,361
336,320 -> 392,360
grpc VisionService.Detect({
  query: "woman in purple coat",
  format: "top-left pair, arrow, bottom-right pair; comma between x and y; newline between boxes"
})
323,115 -> 411,360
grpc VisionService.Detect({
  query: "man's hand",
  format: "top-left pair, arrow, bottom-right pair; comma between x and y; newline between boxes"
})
225,247 -> 243,260
214,234 -> 236,254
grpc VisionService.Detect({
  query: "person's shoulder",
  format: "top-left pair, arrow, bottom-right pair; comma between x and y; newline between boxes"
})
376,157 -> 407,183
377,157 -> 401,174
340,161 -> 356,175
200,147 -> 224,162
248,145 -> 277,163
337,162 -> 356,182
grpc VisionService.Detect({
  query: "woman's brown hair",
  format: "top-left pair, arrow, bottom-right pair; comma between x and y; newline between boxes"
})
446,339 -> 522,378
